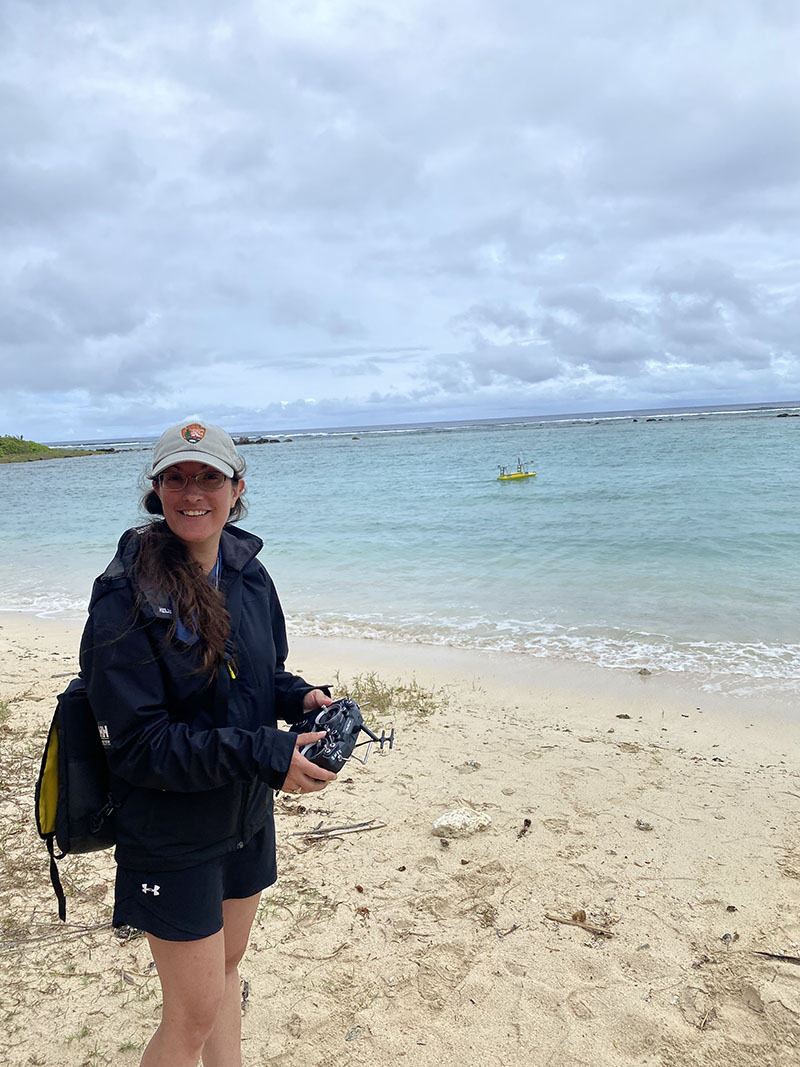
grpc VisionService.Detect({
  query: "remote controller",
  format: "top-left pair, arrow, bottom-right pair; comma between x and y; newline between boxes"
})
291,697 -> 394,774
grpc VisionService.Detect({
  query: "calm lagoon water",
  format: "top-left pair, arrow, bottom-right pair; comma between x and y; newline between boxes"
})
1,403 -> 798,699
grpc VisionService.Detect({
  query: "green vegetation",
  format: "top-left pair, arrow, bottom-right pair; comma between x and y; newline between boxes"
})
0,434 -> 97,463
335,670 -> 450,722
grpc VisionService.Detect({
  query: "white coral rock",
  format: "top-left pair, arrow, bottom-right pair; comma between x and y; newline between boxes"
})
432,808 -> 492,838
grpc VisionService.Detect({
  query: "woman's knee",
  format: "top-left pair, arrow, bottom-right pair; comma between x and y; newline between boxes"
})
162,981 -> 226,1046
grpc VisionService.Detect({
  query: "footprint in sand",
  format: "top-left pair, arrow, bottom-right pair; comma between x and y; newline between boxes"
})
415,942 -> 475,1009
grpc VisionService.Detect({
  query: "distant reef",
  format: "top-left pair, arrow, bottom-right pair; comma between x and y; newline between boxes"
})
233,436 -> 293,445
0,435 -> 107,464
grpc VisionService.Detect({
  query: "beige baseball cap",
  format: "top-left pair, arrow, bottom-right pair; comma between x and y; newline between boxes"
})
151,420 -> 245,478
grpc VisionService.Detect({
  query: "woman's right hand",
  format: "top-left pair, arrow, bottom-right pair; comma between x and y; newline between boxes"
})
281,732 -> 338,794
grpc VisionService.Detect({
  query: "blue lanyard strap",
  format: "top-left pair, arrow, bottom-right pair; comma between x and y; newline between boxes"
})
209,548 -> 222,590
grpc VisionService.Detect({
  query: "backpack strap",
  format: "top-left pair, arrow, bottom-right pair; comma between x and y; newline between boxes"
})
89,790 -> 129,834
45,833 -> 67,922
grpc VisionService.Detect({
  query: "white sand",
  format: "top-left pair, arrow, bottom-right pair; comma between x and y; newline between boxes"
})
1,612 -> 799,1066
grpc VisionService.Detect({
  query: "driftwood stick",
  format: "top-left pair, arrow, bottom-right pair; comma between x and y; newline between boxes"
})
752,950 -> 800,965
304,824 -> 386,839
544,912 -> 614,937
290,819 -> 378,838
296,821 -> 387,840
307,819 -> 376,834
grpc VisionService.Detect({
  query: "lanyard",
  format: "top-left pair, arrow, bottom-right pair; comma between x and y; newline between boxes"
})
209,548 -> 222,590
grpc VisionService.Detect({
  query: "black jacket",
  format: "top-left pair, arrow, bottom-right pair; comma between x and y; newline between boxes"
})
79,524 -> 319,871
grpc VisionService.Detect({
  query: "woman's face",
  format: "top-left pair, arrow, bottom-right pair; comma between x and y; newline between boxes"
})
153,461 -> 245,562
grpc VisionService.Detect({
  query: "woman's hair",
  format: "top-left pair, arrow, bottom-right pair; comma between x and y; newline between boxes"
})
133,474 -> 247,674
131,521 -> 231,674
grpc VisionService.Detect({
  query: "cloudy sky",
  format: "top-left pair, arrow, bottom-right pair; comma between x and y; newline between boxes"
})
2,0 -> 799,441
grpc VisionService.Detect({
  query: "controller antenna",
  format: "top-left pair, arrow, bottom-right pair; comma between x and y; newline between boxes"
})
359,724 -> 395,750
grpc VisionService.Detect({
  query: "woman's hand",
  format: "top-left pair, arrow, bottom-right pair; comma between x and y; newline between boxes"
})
281,690 -> 337,793
302,689 -> 333,713
281,731 -> 338,794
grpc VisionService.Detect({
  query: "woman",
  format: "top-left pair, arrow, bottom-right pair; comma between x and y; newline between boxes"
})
80,419 -> 336,1067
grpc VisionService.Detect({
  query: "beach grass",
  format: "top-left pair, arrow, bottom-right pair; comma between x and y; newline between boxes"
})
334,670 -> 451,721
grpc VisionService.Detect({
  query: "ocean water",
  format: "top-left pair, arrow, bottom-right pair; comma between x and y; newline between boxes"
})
1,403 -> 799,700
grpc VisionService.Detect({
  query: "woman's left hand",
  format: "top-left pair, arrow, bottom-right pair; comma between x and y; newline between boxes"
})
302,689 -> 333,713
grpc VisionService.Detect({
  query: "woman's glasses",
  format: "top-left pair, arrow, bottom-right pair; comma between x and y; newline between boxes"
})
158,470 -> 229,492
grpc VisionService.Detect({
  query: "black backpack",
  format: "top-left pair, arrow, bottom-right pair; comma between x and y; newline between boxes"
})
35,677 -> 125,921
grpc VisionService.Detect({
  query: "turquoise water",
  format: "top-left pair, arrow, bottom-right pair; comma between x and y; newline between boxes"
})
1,404 -> 799,698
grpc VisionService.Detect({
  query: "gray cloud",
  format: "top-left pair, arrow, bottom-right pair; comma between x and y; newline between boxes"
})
1,0 -> 799,440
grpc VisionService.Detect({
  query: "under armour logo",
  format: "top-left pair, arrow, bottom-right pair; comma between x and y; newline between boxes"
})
141,883 -> 160,896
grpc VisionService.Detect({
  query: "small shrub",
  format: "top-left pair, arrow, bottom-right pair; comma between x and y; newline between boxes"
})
336,671 -> 449,722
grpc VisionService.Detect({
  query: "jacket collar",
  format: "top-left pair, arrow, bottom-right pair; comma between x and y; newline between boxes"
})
218,524 -> 264,573
90,523 -> 264,615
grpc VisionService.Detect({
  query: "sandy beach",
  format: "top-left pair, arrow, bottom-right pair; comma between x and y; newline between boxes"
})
1,611 -> 799,1066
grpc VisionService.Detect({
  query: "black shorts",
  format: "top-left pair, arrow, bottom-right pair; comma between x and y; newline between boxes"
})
112,826 -> 277,942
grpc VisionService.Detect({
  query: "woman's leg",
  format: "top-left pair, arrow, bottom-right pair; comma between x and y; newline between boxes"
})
199,892 -> 262,1067
140,929 -> 227,1067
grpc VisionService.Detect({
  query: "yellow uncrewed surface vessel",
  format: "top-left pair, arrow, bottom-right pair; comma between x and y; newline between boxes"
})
497,458 -> 537,481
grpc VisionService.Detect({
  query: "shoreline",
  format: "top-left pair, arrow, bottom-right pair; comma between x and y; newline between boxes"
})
288,634 -> 800,776
3,608 -> 798,740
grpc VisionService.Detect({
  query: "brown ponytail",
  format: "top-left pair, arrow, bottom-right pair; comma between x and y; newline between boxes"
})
131,521 -> 232,674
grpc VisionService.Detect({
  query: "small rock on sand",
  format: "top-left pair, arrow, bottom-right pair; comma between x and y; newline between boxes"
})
432,808 -> 492,838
